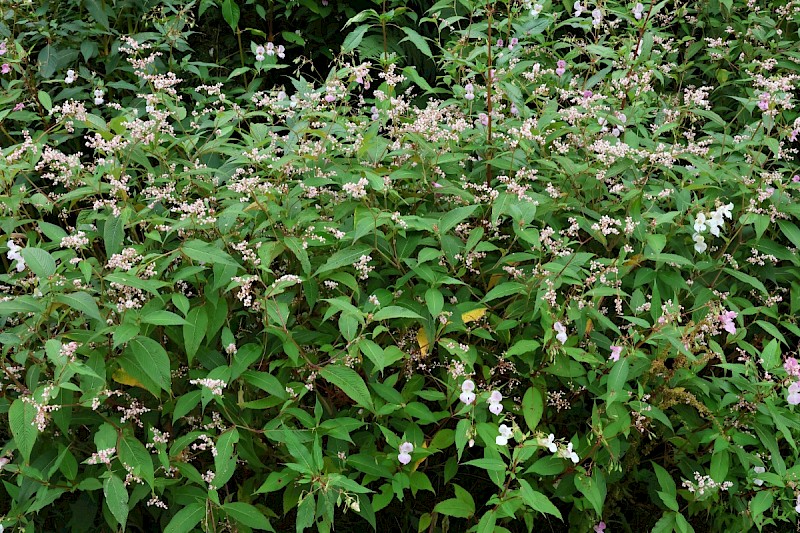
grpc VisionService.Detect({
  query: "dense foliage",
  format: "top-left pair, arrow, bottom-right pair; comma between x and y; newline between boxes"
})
2,0 -> 800,531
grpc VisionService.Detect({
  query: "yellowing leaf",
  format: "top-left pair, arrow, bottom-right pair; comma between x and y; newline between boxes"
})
584,318 -> 593,336
461,308 -> 487,324
418,329 -> 429,356
411,440 -> 429,473
487,273 -> 504,290
113,368 -> 147,389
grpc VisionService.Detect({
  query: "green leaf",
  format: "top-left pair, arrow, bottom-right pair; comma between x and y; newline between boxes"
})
221,0 -> 240,30
103,210 -> 128,258
54,292 -> 102,321
119,434 -> 155,488
439,205 -> 479,234
314,244 -> 372,276
119,336 -> 171,397
284,236 -> 311,275
183,240 -> 239,268
399,27 -> 433,58
342,25 -> 370,53
84,0 -> 109,29
574,471 -> 606,515
517,479 -> 562,519
9,399 -> 38,463
142,310 -> 188,326
164,503 -> 205,533
20,248 -> 56,278
223,502 -> 274,530
319,365 -> 375,412
183,306 -> 208,364
606,358 -> 629,406
724,267 -> 767,295
482,282 -> 526,302
522,387 -> 544,431
433,498 -> 474,518
38,91 -> 52,112
103,474 -> 129,528
372,306 -> 423,321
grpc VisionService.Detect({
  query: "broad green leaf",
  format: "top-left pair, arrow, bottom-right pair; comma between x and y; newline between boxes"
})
314,244 -> 372,276
142,310 -> 188,326
164,503 -> 205,533
221,0 -> 240,30
223,502 -> 273,530
319,365 -> 374,412
183,240 -> 239,267
119,336 -> 171,397
103,474 -> 129,528
342,25 -> 370,53
399,26 -> 433,58
9,399 -> 37,463
103,210 -> 128,257
433,497 -> 474,518
372,306 -> 423,321
183,306 -> 208,364
20,248 -> 56,278
54,292 -> 102,321
119,434 -> 155,488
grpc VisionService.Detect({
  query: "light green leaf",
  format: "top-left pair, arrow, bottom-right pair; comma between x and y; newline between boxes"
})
142,310 -> 188,326
183,306 -> 208,364
342,25 -> 370,53
372,306 -> 423,321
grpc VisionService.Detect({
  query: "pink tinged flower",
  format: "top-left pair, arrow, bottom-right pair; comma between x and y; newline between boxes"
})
574,1 -> 584,16
509,37 -> 519,50
460,391 -> 476,405
488,390 -> 502,403
1,63 -> 10,74
784,357 -> 800,377
791,129 -> 799,142
594,522 -> 607,533
489,402 -> 503,415
719,310 -> 737,335
610,345 -> 623,362
555,59 -> 566,77
632,2 -> 644,19
583,90 -> 593,98
510,104 -> 519,116
324,94 -> 336,103
496,424 -> 513,446
554,322 -> 568,344
496,39 -> 504,48
479,113 -> 489,126
13,102 -> 23,111
462,379 -> 475,393
0,42 -> 6,55
788,381 -> 800,405
398,441 -> 413,464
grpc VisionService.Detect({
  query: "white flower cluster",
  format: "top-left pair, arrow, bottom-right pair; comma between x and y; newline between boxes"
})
692,202 -> 733,253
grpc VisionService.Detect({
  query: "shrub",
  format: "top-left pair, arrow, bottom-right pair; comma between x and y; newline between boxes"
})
2,0 -> 800,532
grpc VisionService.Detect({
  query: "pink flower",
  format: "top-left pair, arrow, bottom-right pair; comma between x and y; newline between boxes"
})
594,522 -> 606,533
1,63 -> 10,74
12,102 -> 23,111
719,310 -> 737,335
785,358 -> 800,377
788,381 -> 800,405
610,345 -> 623,362
791,129 -> 799,142
555,60 -> 566,77
478,113 -> 489,126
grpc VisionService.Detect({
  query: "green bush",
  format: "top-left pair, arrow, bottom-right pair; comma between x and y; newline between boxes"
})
2,0 -> 800,532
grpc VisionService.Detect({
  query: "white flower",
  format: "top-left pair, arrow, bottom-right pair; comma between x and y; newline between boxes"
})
795,494 -> 800,513
496,424 -> 513,446
93,89 -> 104,105
591,8 -> 603,26
693,212 -> 707,233
632,2 -> 644,19
489,402 -> 503,415
459,391 -> 475,405
573,1 -> 584,16
559,442 -> 580,463
488,390 -> 503,414
537,433 -> 557,453
716,202 -> 733,220
461,379 -> 475,393
707,212 -> 724,237
65,69 -> 75,84
693,234 -> 707,253
6,240 -> 25,272
554,322 -> 568,344
398,442 -> 413,465
753,466 -> 765,486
